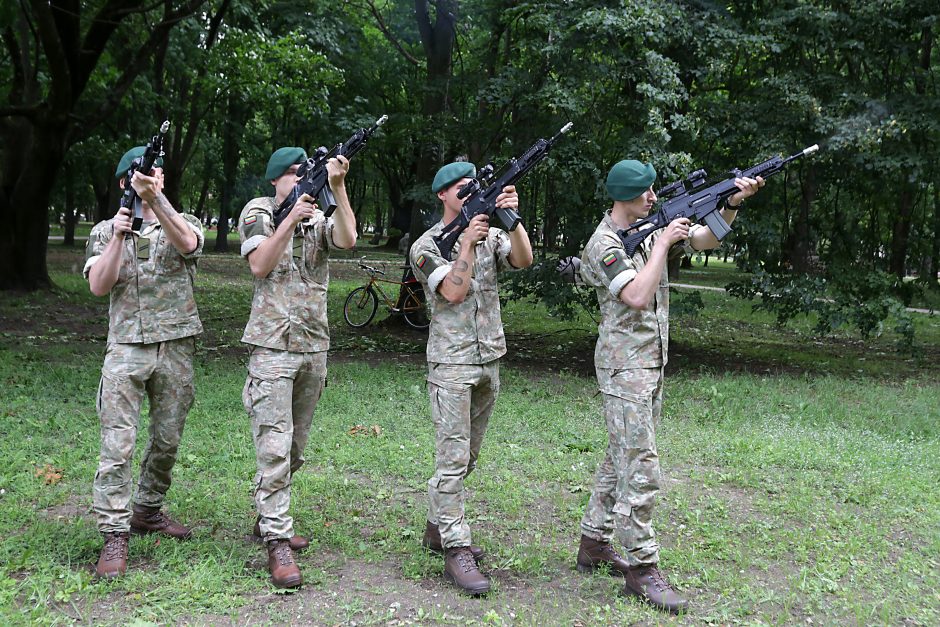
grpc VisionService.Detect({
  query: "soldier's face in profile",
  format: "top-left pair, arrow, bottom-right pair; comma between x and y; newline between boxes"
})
438,177 -> 472,214
623,186 -> 657,218
272,164 -> 301,200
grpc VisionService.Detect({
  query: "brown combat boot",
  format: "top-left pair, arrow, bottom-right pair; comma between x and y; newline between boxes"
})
443,546 -> 490,595
576,534 -> 631,577
253,516 -> 309,551
267,539 -> 302,589
130,504 -> 193,539
95,532 -> 129,579
422,521 -> 485,561
623,564 -> 689,614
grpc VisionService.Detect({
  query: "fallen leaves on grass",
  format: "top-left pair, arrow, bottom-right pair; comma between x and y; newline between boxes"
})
35,464 -> 63,485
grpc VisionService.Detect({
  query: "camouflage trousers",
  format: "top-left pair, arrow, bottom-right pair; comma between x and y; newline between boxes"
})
243,347 -> 326,542
580,366 -> 664,566
426,360 -> 500,549
93,337 -> 196,533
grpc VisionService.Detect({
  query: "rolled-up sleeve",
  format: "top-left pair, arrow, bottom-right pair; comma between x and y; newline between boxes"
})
83,221 -> 112,279
238,205 -> 274,257
180,213 -> 205,259
410,239 -> 449,294
493,229 -> 518,272
585,238 -> 638,300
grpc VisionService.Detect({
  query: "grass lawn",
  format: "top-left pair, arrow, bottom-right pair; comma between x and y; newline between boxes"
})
0,247 -> 937,625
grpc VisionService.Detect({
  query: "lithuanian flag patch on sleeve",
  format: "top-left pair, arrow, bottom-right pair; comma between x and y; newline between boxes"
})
599,248 -> 628,281
243,215 -> 257,226
416,254 -> 427,269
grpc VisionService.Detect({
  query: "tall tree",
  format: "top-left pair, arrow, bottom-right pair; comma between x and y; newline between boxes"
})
0,0 -> 207,290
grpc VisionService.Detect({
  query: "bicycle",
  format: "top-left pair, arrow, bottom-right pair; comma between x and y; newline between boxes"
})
343,260 -> 431,329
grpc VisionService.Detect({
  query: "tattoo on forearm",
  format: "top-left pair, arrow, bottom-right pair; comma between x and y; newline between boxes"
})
449,259 -> 469,286
152,194 -> 179,218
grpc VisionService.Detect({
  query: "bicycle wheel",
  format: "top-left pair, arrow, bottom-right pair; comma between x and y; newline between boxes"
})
401,285 -> 430,330
343,286 -> 378,328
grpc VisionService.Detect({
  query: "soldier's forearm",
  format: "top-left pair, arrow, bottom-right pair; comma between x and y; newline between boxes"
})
89,236 -> 123,296
437,247 -> 475,304
328,184 -> 357,249
150,194 -> 198,254
507,225 -> 533,269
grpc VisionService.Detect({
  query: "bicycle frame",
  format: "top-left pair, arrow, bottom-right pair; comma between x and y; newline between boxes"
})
361,274 -> 423,313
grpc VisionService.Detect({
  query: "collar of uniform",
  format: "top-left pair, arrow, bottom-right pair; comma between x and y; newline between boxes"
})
140,221 -> 161,237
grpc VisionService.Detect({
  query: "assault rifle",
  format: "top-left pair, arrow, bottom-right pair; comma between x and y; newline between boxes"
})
434,122 -> 573,260
618,144 -> 819,256
120,121 -> 170,233
273,115 -> 388,228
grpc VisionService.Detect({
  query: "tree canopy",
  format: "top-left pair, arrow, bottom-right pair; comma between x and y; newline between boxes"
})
2,0 -> 937,336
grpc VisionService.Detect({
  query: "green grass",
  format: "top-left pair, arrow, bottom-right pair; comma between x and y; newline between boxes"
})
0,247 -> 937,624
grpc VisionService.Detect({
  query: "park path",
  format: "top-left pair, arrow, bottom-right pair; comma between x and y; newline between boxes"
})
47,237 -> 937,316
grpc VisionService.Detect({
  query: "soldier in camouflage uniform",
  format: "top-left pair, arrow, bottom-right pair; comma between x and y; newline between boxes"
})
409,162 -> 533,595
576,159 -> 764,613
238,147 -> 357,589
85,147 -> 204,579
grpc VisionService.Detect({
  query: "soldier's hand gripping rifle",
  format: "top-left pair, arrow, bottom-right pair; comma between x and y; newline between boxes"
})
617,144 -> 820,257
434,122 -> 574,260
120,121 -> 170,233
272,115 -> 388,229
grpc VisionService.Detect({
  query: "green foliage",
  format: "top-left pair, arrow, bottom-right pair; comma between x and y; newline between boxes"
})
502,257 -> 597,321
727,268 -> 917,347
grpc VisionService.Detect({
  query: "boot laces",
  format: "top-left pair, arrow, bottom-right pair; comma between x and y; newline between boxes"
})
645,566 -> 673,593
273,541 -> 294,566
104,534 -> 128,560
601,544 -> 625,561
455,548 -> 477,573
150,511 -> 169,527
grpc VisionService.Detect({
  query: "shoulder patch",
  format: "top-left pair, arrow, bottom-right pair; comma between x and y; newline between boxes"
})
241,209 -> 270,240
599,248 -> 629,281
413,251 -> 440,276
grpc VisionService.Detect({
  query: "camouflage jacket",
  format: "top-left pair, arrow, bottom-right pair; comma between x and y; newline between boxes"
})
410,221 -> 517,364
581,212 -> 697,369
84,214 -> 204,344
238,197 -> 337,352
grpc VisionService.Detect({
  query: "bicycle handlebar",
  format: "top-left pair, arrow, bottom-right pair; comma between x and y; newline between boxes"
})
358,262 -> 385,277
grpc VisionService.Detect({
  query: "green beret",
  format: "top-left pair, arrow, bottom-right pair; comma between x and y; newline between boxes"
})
265,147 -> 308,180
606,160 -> 657,200
114,146 -> 164,179
432,162 -> 476,193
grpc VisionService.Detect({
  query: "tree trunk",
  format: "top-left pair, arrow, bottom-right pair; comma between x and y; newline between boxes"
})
889,186 -> 916,279
929,181 -> 939,288
63,165 -> 77,247
215,93 -> 248,253
0,123 -> 64,289
785,166 -> 817,273
410,0 -> 459,242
